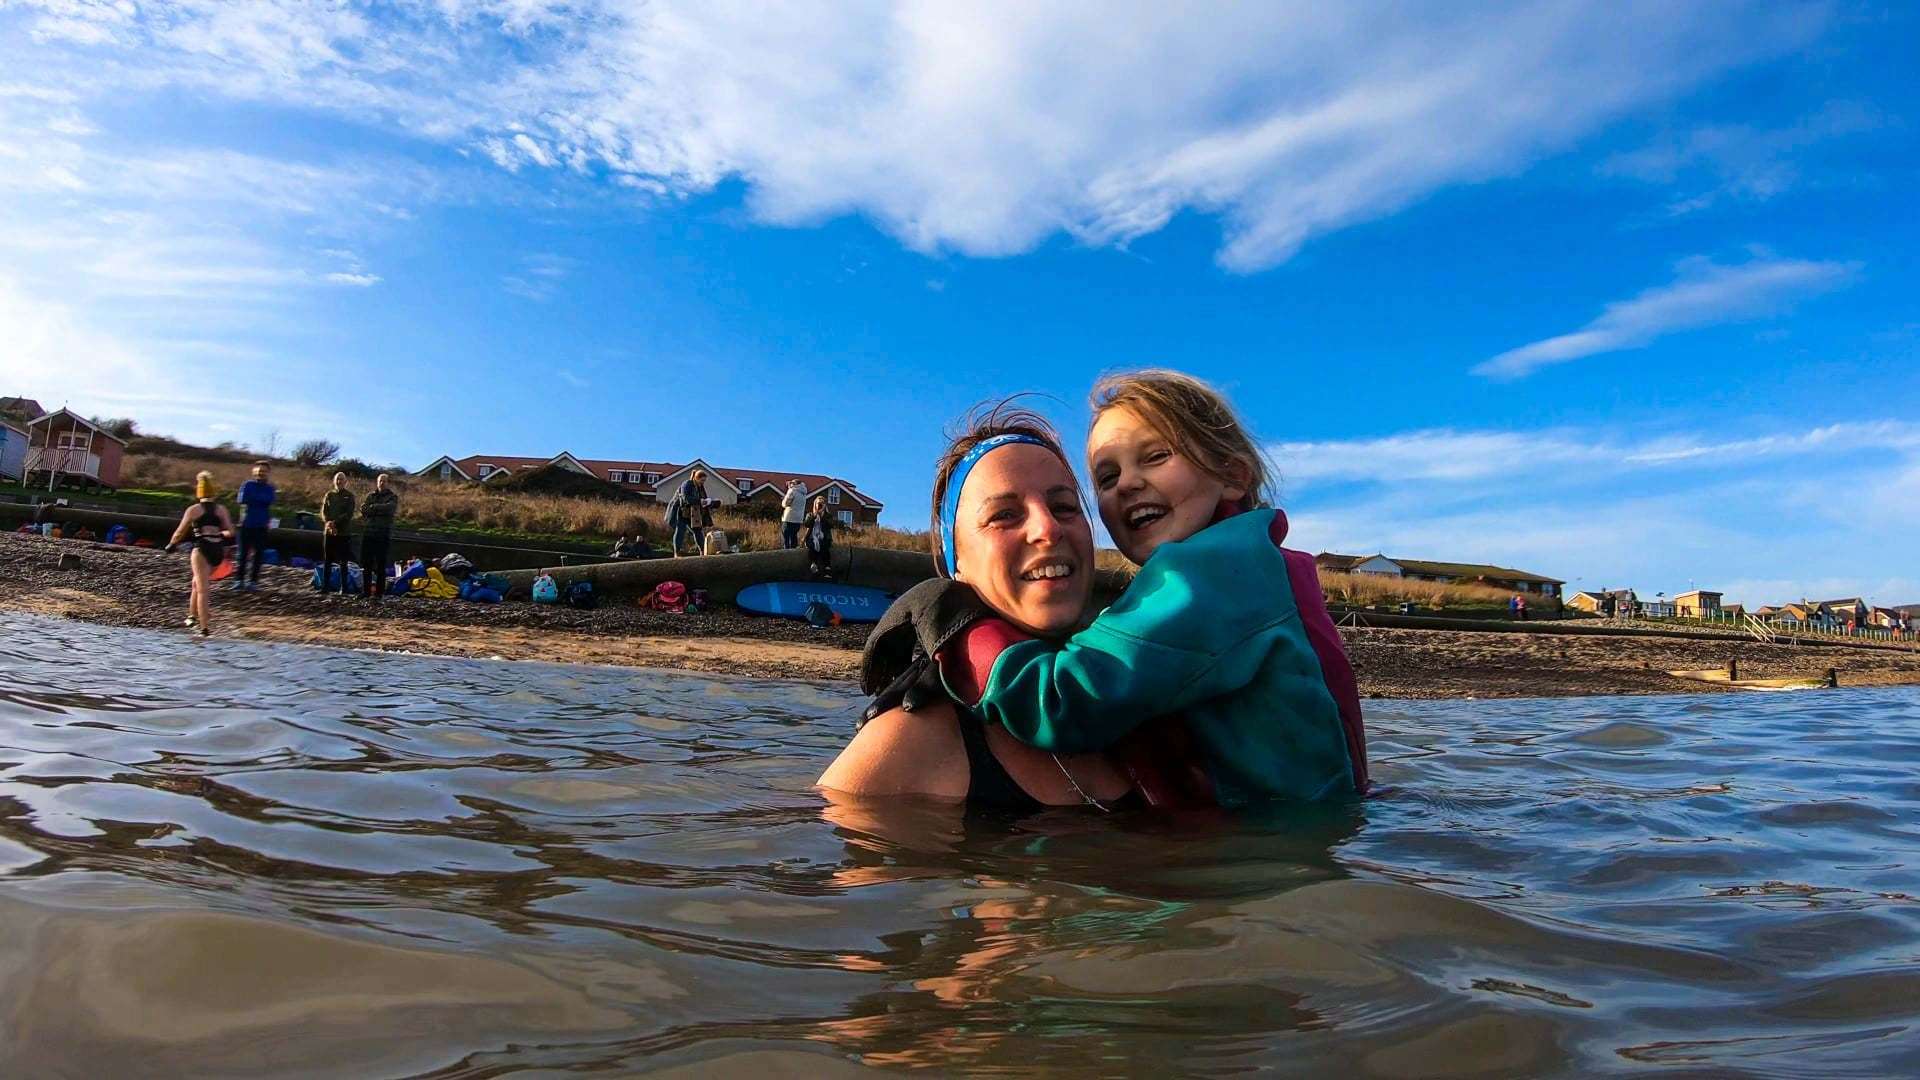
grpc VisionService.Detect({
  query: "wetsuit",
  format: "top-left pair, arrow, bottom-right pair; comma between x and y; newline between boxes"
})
943,507 -> 1368,807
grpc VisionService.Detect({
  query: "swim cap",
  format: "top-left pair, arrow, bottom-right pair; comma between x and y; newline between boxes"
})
195,474 -> 215,499
937,432 -> 1048,578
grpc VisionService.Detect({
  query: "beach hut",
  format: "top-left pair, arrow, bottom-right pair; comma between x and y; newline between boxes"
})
0,419 -> 26,482
22,409 -> 126,492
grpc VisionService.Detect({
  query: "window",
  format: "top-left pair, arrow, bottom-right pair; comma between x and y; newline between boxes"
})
644,472 -> 660,485
827,488 -> 841,505
438,464 -> 453,479
608,470 -> 624,483
477,463 -> 497,478
837,510 -> 854,526
736,478 -> 753,493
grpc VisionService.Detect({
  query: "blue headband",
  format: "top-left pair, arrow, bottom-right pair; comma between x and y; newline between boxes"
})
938,433 -> 1050,577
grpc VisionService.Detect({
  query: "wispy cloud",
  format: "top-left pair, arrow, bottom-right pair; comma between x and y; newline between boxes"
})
1601,101 -> 1881,215
1473,253 -> 1857,379
502,252 -> 574,301
3,2 -> 1825,272
556,368 -> 589,389
1275,419 -> 1920,606
1275,420 -> 1920,488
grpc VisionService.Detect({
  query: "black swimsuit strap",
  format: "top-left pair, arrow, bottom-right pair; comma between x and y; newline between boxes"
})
957,716 -> 1046,812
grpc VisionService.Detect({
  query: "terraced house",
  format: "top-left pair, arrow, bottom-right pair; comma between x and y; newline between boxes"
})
414,451 -> 884,526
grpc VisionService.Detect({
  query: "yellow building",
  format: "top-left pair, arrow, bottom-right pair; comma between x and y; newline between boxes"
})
1674,590 -> 1723,618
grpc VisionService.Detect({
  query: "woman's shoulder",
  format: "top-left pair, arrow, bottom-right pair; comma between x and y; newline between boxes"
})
816,701 -> 969,799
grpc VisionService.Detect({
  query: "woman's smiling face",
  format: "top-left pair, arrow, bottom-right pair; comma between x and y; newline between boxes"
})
951,444 -> 1095,637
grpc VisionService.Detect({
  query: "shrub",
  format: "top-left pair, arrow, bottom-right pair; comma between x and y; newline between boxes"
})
291,439 -> 341,468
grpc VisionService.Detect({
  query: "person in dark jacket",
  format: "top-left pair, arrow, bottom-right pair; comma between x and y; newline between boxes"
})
668,469 -> 714,557
320,472 -> 356,595
359,473 -> 399,597
805,494 -> 833,579
234,461 -> 275,592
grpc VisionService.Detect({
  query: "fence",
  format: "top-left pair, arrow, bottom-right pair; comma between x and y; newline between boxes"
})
1610,604 -> 1915,647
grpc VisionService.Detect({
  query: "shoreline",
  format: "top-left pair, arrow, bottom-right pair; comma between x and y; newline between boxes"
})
6,532 -> 1920,697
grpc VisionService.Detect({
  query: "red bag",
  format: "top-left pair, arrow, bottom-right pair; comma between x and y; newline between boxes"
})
642,581 -> 689,613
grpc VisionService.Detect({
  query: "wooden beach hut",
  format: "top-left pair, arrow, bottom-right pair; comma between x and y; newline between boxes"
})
0,419 -> 26,482
21,409 -> 126,492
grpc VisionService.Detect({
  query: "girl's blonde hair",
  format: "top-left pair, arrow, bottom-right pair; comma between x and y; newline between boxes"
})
1090,369 -> 1273,510
195,470 -> 215,500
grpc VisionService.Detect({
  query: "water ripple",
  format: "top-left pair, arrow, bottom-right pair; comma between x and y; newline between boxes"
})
1,613 -> 1917,1076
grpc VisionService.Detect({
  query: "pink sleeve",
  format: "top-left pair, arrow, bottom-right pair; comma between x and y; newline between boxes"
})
1276,522 -> 1369,791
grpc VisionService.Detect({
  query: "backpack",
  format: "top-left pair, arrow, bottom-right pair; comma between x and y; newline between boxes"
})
531,573 -> 560,604
437,552 -> 475,579
643,580 -> 688,613
564,580 -> 597,610
803,600 -> 837,628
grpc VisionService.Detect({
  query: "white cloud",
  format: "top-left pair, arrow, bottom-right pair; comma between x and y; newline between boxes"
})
1601,101 -> 1880,215
1276,420 -> 1920,607
1273,421 -> 1920,489
324,271 -> 381,287
1,1 -> 1825,271
502,252 -> 574,300
1473,254 -> 1858,379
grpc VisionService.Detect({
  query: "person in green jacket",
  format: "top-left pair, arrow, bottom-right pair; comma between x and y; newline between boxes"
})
359,473 -> 399,597
319,472 -> 356,596
936,371 -> 1368,806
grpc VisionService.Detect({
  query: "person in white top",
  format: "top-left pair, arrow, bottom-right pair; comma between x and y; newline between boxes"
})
780,479 -> 808,549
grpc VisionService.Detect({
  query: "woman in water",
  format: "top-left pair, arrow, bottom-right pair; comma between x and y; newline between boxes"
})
938,370 -> 1367,805
167,470 -> 235,637
817,402 -> 1143,810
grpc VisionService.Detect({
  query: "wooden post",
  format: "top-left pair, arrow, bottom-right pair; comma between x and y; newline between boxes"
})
1727,657 -> 1738,681
1824,667 -> 1838,689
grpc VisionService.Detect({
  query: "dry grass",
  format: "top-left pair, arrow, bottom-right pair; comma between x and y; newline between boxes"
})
1316,569 -> 1530,610
123,454 -> 931,549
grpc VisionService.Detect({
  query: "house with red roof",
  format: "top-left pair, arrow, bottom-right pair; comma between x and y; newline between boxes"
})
414,451 -> 885,525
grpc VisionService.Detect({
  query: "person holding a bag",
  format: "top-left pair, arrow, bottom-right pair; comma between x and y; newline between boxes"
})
668,469 -> 714,557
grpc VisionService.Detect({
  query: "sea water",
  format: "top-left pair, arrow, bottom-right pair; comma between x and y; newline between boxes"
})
0,612 -> 1916,1077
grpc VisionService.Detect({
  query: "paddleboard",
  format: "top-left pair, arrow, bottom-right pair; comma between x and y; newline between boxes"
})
735,581 -> 894,623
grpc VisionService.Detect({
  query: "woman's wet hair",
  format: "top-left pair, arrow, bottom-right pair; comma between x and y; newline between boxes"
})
929,398 -> 1075,557
1090,369 -> 1274,510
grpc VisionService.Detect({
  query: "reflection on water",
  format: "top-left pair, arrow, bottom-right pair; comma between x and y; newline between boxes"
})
1,613 -> 1917,1076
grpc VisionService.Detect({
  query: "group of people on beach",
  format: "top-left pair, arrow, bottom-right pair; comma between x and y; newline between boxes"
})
165,464 -> 400,635
667,468 -> 835,574
820,369 -> 1367,813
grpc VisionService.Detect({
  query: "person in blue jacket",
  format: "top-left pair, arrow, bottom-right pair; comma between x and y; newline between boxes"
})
234,462 -> 275,592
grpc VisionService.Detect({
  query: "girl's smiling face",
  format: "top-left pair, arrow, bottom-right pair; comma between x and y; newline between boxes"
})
1088,405 -> 1245,565
951,444 -> 1095,637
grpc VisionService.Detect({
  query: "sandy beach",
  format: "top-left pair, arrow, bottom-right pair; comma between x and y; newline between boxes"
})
6,531 -> 1919,696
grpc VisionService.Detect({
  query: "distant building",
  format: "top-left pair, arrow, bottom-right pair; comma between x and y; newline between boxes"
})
1673,590 -> 1723,618
1869,607 -> 1909,632
0,397 -> 44,425
1314,552 -> 1563,597
415,451 -> 884,526
22,408 -> 125,491
0,419 -> 26,482
1815,598 -> 1869,629
1567,588 -> 1636,615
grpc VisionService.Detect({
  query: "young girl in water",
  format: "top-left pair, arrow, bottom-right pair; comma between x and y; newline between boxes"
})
940,370 -> 1368,806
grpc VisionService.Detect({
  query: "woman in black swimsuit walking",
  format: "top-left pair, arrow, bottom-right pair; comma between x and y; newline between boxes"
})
167,470 -> 234,637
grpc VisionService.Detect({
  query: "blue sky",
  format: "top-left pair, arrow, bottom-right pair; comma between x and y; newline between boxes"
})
4,2 -> 1916,606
